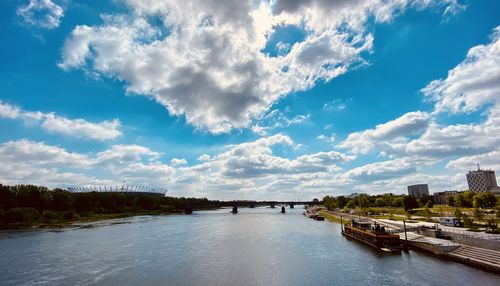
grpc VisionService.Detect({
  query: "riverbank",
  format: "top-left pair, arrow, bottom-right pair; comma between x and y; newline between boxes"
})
0,211 -> 168,230
319,209 -> 500,274
0,207 -> 222,230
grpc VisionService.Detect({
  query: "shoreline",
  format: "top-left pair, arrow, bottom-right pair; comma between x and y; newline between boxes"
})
0,208 -> 221,231
318,209 -> 500,275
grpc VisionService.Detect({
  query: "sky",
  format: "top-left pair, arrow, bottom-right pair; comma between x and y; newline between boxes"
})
0,0 -> 499,200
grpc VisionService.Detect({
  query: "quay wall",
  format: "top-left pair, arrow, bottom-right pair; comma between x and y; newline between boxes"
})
442,231 -> 500,252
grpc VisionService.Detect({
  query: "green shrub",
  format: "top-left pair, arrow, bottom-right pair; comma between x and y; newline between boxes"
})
4,207 -> 40,223
160,204 -> 176,213
64,210 -> 79,220
42,210 -> 59,221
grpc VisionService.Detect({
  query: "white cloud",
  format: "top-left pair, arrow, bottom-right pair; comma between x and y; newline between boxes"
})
423,26 -> 500,114
0,101 -> 122,141
316,133 -> 336,143
170,158 -> 187,166
447,149 -> 500,172
0,140 -> 91,167
16,0 -> 64,29
197,154 -> 211,161
41,113 -> 121,141
58,0 -> 458,134
337,111 -> 430,154
336,158 -> 416,184
0,102 -> 21,119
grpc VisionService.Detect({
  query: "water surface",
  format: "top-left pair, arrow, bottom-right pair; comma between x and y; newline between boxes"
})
1,207 -> 499,285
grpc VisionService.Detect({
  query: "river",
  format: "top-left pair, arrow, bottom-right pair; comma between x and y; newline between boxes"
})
0,207 -> 498,285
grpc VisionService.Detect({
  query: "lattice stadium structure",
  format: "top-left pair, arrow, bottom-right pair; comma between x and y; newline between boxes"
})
66,185 -> 167,197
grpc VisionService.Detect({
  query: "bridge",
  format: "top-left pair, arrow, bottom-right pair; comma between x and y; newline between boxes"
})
225,201 -> 315,214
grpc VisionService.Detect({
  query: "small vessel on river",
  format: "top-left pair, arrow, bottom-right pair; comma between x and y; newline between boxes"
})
341,218 -> 402,253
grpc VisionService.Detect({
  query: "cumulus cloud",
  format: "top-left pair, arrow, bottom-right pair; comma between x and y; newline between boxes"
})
331,26 -> 500,193
0,140 -> 169,187
197,154 -> 211,161
337,111 -> 430,154
16,0 -> 64,29
0,101 -> 21,119
58,0 -> 458,134
447,149 -> 500,172
0,140 -> 91,167
0,101 -> 122,141
170,158 -> 187,166
0,135 -> 356,198
336,158 -> 416,183
423,26 -> 500,113
316,133 -> 336,143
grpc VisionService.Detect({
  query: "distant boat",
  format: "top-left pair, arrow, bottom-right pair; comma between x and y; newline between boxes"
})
313,215 -> 325,221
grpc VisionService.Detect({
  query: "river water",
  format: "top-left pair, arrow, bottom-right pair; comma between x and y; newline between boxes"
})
0,207 -> 498,286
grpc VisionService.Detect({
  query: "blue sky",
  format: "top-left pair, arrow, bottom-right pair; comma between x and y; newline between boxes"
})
0,0 -> 499,200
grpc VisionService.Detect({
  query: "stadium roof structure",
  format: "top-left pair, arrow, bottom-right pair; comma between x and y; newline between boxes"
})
66,185 -> 167,197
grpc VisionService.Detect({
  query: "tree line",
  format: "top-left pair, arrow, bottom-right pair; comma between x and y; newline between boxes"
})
322,191 -> 499,212
446,191 -> 497,208
322,193 -> 434,212
0,184 -> 224,227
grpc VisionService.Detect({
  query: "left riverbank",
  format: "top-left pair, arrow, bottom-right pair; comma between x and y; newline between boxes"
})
0,184 -> 224,230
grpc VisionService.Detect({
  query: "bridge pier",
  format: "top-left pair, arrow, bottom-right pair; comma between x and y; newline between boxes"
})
289,203 -> 294,209
270,204 -> 275,208
232,206 -> 238,214
281,206 -> 286,213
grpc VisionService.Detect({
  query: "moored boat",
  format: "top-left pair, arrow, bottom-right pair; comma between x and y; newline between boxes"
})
341,218 -> 402,253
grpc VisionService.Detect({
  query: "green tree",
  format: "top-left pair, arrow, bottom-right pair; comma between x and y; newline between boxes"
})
403,196 -> 419,211
392,197 -> 404,208
375,198 -> 386,207
454,208 -> 462,220
322,196 -> 337,211
345,200 -> 355,209
336,196 -> 348,209
463,214 -> 473,228
419,195 -> 434,208
447,195 -> 456,207
423,202 -> 433,221
51,189 -> 73,212
355,194 -> 369,208
473,192 -> 496,208
4,207 -> 40,223
473,208 -> 484,222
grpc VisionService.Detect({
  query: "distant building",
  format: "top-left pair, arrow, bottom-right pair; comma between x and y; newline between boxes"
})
67,185 -> 167,197
407,184 -> 429,199
433,190 -> 458,205
347,192 -> 359,199
466,166 -> 498,192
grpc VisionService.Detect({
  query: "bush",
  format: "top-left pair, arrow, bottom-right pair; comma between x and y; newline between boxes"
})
64,211 -> 79,220
160,204 -> 176,213
42,210 -> 59,221
4,207 -> 40,223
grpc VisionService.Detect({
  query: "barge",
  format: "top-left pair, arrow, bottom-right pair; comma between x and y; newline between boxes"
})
341,218 -> 402,253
